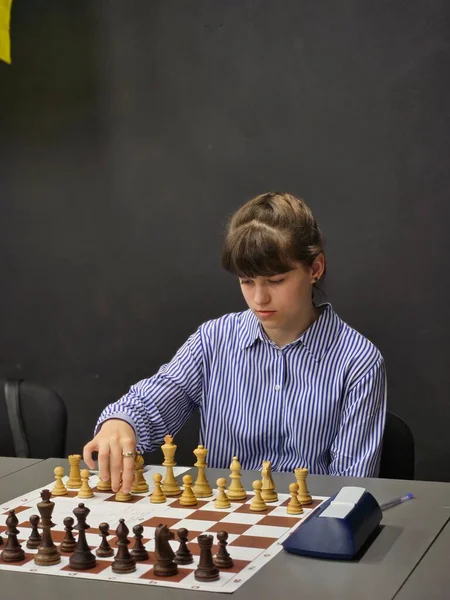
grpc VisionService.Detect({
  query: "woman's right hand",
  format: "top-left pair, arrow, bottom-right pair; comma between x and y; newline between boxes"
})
83,419 -> 137,494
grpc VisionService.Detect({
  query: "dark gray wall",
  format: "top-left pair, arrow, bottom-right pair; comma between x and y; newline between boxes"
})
1,0 -> 449,480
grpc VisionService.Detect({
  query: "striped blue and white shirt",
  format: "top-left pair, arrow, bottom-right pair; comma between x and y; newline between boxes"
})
97,303 -> 386,477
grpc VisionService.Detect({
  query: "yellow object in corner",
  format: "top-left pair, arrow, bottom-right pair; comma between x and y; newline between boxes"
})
0,0 -> 13,64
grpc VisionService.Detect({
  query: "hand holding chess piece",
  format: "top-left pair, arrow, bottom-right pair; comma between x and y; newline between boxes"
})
82,418 -> 137,493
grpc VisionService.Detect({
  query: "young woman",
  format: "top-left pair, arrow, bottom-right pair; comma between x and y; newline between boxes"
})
83,192 -> 386,493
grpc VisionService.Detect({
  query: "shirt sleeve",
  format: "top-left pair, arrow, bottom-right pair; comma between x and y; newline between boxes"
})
328,355 -> 387,477
95,327 -> 205,452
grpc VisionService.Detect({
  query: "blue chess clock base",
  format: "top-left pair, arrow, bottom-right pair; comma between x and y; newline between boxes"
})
282,486 -> 383,560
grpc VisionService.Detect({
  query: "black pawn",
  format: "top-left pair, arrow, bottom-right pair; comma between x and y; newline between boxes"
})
194,534 -> 220,582
1,510 -> 25,562
96,522 -> 114,558
26,514 -> 42,550
214,531 -> 233,568
130,524 -> 149,561
60,517 -> 77,553
69,503 -> 96,570
174,528 -> 193,565
112,519 -> 136,574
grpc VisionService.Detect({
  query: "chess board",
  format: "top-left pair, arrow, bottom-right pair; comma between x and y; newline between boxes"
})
0,467 -> 327,593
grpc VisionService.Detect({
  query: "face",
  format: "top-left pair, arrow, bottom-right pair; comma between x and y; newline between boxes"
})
239,258 -> 324,337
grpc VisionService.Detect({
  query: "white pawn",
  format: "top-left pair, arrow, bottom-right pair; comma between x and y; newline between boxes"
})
227,456 -> 247,500
150,473 -> 166,504
115,481 -> 132,502
180,474 -> 197,506
287,482 -> 304,515
214,478 -> 231,509
52,466 -> 68,496
78,469 -> 94,499
250,480 -> 267,512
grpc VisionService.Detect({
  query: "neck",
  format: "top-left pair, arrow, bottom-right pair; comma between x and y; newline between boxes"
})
263,303 -> 321,348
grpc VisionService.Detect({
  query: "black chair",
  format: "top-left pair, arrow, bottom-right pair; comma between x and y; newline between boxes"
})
0,379 -> 67,459
379,411 -> 415,480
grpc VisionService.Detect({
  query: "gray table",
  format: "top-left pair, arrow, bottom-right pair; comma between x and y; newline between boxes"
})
0,458 -> 449,600
0,457 -> 43,479
395,518 -> 450,600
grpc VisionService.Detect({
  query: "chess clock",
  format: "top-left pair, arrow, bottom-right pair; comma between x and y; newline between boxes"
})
282,486 -> 382,560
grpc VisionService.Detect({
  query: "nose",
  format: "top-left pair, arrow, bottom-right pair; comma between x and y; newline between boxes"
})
254,284 -> 271,307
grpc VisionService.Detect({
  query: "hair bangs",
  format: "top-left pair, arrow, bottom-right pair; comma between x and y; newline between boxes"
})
222,221 -> 296,278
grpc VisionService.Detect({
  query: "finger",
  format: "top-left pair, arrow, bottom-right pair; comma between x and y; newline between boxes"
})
109,438 -> 123,492
121,442 -> 137,494
82,440 -> 98,470
97,440 -> 111,482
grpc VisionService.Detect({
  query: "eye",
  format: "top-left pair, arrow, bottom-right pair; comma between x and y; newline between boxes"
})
268,278 -> 284,285
240,279 -> 253,286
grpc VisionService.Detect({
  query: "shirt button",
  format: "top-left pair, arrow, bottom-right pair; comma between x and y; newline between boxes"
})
275,385 -> 281,391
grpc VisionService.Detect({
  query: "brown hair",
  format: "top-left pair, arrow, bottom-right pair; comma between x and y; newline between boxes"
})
222,192 -> 325,280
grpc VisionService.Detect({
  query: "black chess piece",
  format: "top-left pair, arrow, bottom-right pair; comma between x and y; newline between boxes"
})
69,503 -> 96,570
194,534 -> 220,582
112,519 -> 136,574
1,510 -> 25,562
0,534 -> 3,546
95,522 -> 114,558
153,524 -> 178,577
26,514 -> 42,550
214,530 -> 233,568
60,517 -> 77,553
34,490 -> 61,566
130,524 -> 149,561
174,528 -> 193,565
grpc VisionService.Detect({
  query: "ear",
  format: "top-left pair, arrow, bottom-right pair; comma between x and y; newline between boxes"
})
311,254 -> 325,283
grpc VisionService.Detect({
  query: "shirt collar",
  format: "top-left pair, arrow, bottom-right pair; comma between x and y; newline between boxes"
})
239,302 -> 343,361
